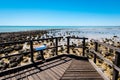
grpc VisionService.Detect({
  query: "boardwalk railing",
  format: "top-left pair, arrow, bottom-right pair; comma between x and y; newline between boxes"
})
66,36 -> 88,56
0,36 -> 88,74
0,37 -> 63,61
89,40 -> 120,80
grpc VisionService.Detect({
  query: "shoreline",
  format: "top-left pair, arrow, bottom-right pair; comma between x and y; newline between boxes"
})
0,28 -> 120,42
0,28 -> 120,79
0,26 -> 120,33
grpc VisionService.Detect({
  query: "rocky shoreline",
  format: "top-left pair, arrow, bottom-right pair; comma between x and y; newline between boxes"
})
0,29 -> 120,80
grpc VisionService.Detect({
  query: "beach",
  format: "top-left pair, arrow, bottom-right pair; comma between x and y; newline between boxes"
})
0,27 -> 120,80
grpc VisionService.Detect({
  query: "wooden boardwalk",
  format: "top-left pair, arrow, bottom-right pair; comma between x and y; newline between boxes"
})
61,59 -> 104,80
0,55 -> 104,80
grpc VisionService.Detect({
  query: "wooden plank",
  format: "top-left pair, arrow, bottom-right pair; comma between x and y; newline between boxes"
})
46,58 -> 70,76
63,72 -> 101,77
45,62 -> 61,79
21,69 -> 29,80
89,59 -> 109,80
2,71 -> 11,80
25,68 -> 34,80
14,69 -> 21,80
34,62 -> 55,80
44,68 -> 58,80
28,67 -> 40,80
62,59 -> 104,80
10,73 -> 16,80
90,49 -> 120,72
67,69 -> 96,72
61,77 -> 103,80
36,69 -> 53,80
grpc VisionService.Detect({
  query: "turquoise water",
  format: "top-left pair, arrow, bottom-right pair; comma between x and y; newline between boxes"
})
0,26 -> 120,40
0,26 -> 120,32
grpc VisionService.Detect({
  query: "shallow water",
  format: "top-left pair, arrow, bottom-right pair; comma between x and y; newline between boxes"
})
0,26 -> 120,32
0,26 -> 120,40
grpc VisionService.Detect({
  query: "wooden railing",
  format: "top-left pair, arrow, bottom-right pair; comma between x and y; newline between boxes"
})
66,36 -> 88,56
89,40 -> 120,80
29,37 -> 62,62
0,37 -> 63,61
1,36 -> 120,80
0,36 -> 88,74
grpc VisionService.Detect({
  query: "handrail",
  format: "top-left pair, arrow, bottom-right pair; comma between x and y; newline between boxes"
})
66,36 -> 88,39
0,37 -> 63,46
66,36 -> 88,56
0,36 -> 88,76
90,40 -> 120,80
90,49 -> 120,72
0,46 -> 62,60
93,40 -> 120,53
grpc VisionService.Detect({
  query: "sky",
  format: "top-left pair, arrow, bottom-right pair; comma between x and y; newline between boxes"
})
0,0 -> 120,26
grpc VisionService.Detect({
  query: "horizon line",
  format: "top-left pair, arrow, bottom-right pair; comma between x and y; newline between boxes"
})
0,25 -> 120,27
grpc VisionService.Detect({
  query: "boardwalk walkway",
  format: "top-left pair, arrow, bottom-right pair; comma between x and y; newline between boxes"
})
0,55 -> 104,80
61,59 -> 104,80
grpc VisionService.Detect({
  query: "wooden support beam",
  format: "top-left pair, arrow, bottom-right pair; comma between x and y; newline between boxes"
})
82,38 -> 86,56
30,40 -> 34,62
67,37 -> 70,54
112,51 -> 120,80
55,38 -> 58,55
40,50 -> 45,61
94,42 -> 98,63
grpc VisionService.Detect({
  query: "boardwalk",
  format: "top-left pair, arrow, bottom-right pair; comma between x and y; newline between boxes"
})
0,55 -> 104,80
61,59 -> 104,80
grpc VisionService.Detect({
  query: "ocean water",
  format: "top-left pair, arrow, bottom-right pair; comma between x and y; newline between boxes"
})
0,26 -> 120,32
0,26 -> 120,40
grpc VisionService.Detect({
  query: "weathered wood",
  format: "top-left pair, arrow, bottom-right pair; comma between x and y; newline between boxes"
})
94,40 -> 120,53
0,55 -> 106,80
89,59 -> 109,80
67,37 -> 70,54
29,67 -> 40,80
90,49 -> 120,72
30,40 -> 34,62
55,38 -> 58,55
40,50 -> 45,61
94,42 -> 98,63
0,37 -> 62,46
112,51 -> 120,80
32,37 -> 63,42
67,37 -> 88,40
25,68 -> 34,80
82,38 -> 86,56
61,59 -> 104,80
22,69 -> 29,80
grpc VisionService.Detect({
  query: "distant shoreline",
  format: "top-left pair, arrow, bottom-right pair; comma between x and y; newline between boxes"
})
0,26 -> 120,33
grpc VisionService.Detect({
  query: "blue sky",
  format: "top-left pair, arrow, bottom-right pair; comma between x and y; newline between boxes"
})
0,0 -> 120,26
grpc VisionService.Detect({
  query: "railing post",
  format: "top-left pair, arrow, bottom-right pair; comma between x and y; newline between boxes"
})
82,38 -> 85,56
94,42 -> 98,63
55,38 -> 58,55
40,50 -> 45,61
112,51 -> 120,80
67,37 -> 70,54
30,40 -> 34,62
